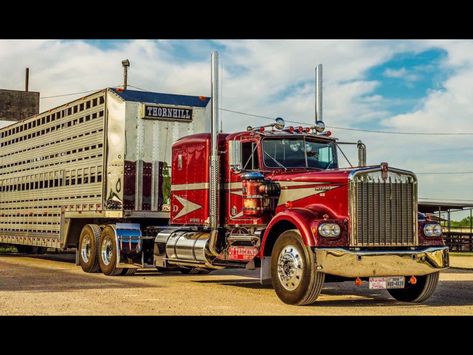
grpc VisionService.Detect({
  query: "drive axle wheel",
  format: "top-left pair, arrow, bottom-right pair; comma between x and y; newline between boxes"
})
271,229 -> 325,305
78,224 -> 101,273
388,272 -> 439,303
98,225 -> 123,276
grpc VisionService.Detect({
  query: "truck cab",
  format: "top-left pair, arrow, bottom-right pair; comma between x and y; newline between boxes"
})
165,118 -> 449,305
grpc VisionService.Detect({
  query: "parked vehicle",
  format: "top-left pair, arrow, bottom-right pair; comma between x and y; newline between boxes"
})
0,52 -> 448,304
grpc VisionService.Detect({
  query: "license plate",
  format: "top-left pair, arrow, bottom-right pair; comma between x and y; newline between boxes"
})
369,276 -> 405,289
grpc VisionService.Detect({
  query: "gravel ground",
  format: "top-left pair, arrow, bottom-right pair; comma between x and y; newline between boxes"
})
450,256 -> 473,270
0,253 -> 472,315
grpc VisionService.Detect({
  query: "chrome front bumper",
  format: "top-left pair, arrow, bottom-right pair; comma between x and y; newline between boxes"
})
314,246 -> 449,278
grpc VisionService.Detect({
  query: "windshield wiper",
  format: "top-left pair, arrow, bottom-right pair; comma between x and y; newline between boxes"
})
264,151 -> 287,170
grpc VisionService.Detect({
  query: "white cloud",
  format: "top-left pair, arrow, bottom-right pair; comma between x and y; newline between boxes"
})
0,39 -> 472,218
384,67 -> 420,82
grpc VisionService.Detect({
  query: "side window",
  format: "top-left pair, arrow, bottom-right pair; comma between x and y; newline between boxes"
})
241,141 -> 259,170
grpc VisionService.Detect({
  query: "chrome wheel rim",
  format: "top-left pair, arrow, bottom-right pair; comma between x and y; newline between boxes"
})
81,235 -> 91,263
101,238 -> 113,266
277,245 -> 303,291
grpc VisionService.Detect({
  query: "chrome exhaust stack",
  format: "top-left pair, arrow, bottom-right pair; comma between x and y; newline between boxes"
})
315,64 -> 323,125
208,51 -> 221,257
357,140 -> 367,167
154,52 -> 223,266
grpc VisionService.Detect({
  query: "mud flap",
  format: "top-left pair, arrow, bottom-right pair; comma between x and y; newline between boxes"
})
116,223 -> 142,268
260,257 -> 272,286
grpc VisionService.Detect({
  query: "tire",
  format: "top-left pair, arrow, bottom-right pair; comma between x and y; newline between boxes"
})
34,247 -> 47,254
271,229 -> 325,305
16,245 -> 34,254
179,267 -> 192,274
388,272 -> 440,303
197,269 -> 212,274
120,268 -> 137,276
98,225 -> 123,276
78,224 -> 102,273
16,245 -> 47,254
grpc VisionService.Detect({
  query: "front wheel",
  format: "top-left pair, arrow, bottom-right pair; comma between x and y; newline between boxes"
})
388,272 -> 440,303
271,229 -> 325,305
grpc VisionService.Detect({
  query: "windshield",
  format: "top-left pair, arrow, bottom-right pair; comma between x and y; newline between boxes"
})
262,137 -> 338,169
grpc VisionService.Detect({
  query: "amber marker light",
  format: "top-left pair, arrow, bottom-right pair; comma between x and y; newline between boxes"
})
355,277 -> 363,286
409,276 -> 417,285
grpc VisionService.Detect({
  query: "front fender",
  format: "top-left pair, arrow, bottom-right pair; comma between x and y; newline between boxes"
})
261,208 -> 319,256
261,205 -> 347,257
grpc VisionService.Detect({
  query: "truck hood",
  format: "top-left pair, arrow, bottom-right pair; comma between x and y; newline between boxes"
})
264,168 -> 354,211
265,167 -> 355,185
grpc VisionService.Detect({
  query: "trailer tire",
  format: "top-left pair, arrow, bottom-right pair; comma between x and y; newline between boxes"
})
16,245 -> 34,254
271,229 -> 325,305
34,247 -> 47,254
387,272 -> 439,303
120,268 -> 137,276
98,225 -> 123,276
179,267 -> 192,274
16,245 -> 47,254
78,224 -> 101,273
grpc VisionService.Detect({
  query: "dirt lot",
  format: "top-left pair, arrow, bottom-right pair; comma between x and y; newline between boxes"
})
1,253 -> 472,315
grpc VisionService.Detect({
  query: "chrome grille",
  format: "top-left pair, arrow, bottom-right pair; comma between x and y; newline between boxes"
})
350,171 -> 417,247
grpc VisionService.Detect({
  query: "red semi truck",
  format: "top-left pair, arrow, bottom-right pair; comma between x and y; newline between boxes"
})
0,52 -> 448,305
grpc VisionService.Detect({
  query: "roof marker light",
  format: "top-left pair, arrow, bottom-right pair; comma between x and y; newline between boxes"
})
322,131 -> 332,137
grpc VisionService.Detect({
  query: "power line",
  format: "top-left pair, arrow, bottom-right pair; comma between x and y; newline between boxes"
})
220,108 -> 473,136
40,89 -> 102,100
127,84 -> 148,92
420,197 -> 473,201
64,84 -> 473,136
416,172 -> 473,175
25,83 -> 473,177
40,86 -> 122,100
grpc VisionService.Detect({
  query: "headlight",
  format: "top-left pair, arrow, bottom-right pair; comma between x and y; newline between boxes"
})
423,223 -> 443,237
318,223 -> 341,238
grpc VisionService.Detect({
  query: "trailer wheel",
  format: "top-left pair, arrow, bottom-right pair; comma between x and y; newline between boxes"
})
78,224 -> 101,273
98,226 -> 123,276
16,245 -> 34,254
16,245 -> 47,254
271,229 -> 325,305
179,267 -> 192,274
388,272 -> 439,303
35,247 -> 47,254
120,268 -> 137,276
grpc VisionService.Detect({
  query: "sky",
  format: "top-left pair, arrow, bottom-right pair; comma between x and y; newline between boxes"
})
0,39 -> 472,220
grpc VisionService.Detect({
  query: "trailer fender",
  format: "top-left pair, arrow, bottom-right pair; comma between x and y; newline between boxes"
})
113,223 -> 142,269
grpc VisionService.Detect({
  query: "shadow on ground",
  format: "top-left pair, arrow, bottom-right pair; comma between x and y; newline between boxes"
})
194,271 -> 473,307
0,260 -> 157,293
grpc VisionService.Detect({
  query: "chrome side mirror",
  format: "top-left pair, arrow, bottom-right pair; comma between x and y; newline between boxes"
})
228,140 -> 242,173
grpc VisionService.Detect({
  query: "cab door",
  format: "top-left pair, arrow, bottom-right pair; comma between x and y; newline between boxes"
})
226,139 -> 261,225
